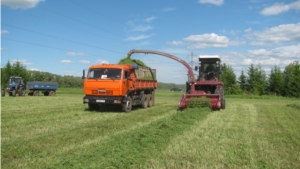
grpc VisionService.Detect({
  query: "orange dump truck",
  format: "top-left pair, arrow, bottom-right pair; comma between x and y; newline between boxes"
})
82,64 -> 157,112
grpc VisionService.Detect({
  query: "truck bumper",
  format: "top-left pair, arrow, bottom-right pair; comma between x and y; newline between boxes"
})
83,96 -> 124,105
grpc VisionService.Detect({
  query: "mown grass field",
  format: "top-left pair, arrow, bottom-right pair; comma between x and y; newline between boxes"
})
1,89 -> 300,168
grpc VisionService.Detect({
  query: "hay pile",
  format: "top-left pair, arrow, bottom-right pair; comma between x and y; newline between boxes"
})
118,57 -> 149,68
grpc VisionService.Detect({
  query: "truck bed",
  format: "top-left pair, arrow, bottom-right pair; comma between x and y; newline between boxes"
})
134,79 -> 157,90
27,82 -> 58,90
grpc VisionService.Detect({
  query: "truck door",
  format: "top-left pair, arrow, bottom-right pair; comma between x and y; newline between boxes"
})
121,70 -> 129,95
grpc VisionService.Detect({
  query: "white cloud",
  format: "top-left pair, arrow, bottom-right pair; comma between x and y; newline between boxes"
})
131,25 -> 152,32
247,44 -> 300,58
184,33 -> 229,48
11,59 -> 32,65
145,16 -> 157,22
95,60 -> 109,65
198,0 -> 224,6
261,0 -> 300,16
1,30 -> 9,34
163,7 -> 175,12
79,60 -> 90,64
1,0 -> 44,9
28,68 -> 41,71
66,52 -> 86,56
166,41 -> 183,46
229,38 -> 246,46
124,34 -> 155,41
61,60 -> 72,63
246,23 -> 300,45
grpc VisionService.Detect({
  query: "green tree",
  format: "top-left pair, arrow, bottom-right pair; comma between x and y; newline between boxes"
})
268,65 -> 284,96
247,63 -> 268,95
283,61 -> 300,98
220,64 -> 237,94
238,69 -> 247,92
1,61 -> 30,87
1,61 -> 12,88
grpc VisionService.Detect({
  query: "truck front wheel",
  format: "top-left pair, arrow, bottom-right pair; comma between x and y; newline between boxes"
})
122,97 -> 132,112
88,103 -> 99,111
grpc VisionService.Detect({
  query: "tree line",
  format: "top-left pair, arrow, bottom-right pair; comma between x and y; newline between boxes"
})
220,61 -> 300,98
1,60 -> 299,98
1,61 -> 83,88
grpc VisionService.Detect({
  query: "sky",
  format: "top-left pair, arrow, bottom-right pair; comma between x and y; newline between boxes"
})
1,0 -> 300,84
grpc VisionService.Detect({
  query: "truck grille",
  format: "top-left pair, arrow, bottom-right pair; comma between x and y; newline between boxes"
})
92,90 -> 113,95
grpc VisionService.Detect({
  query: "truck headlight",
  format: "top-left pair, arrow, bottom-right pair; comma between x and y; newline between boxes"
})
84,99 -> 89,102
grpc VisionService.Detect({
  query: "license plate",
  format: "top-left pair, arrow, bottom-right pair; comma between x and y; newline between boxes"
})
96,100 -> 105,103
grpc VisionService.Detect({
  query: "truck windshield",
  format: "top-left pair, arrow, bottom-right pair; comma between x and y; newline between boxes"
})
88,68 -> 122,80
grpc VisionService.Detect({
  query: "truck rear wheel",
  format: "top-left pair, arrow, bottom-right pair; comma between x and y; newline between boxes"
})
122,97 -> 132,112
148,94 -> 153,107
141,94 -> 149,108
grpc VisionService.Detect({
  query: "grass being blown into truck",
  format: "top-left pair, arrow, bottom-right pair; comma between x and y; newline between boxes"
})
82,60 -> 157,112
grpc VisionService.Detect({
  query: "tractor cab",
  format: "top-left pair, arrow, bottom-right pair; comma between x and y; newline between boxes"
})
195,55 -> 221,81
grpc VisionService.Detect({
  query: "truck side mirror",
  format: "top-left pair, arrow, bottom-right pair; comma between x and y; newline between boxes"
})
82,70 -> 86,79
194,66 -> 198,71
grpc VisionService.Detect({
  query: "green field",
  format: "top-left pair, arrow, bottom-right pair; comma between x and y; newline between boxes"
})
1,89 -> 300,168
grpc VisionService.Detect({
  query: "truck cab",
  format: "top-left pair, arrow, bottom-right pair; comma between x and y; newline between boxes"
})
82,64 -> 157,112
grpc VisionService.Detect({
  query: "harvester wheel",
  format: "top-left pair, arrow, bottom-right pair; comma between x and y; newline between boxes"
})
148,94 -> 153,107
12,90 -> 16,97
221,99 -> 226,109
141,94 -> 148,108
122,96 -> 132,112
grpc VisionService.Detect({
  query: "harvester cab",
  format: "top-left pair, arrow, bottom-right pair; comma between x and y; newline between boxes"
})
195,55 -> 222,82
182,55 -> 225,110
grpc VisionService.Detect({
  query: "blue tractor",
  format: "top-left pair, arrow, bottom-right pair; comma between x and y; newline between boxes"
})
2,76 -> 26,97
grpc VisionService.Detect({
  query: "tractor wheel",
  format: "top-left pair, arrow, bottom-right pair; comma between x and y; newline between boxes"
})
49,91 -> 55,96
12,90 -> 16,97
1,89 -> 5,97
18,88 -> 25,96
221,99 -> 226,109
33,90 -> 39,96
141,94 -> 148,108
122,96 -> 132,112
147,94 -> 153,107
